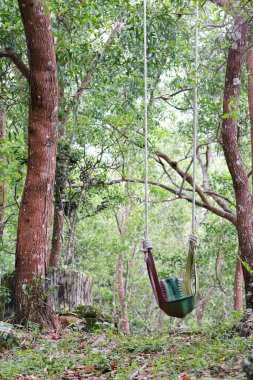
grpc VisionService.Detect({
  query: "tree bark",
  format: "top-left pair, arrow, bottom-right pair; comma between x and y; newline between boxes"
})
47,268 -> 93,311
248,34 -> 253,192
50,170 -> 64,268
0,110 -> 6,240
49,83 -> 67,268
221,15 -> 253,308
15,0 -> 59,328
234,257 -> 243,312
116,253 -> 130,334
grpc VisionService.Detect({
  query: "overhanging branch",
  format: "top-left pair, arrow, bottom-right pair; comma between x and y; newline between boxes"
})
96,178 -> 237,225
0,47 -> 29,81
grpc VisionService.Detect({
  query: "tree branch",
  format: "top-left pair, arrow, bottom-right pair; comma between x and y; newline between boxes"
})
157,150 -> 210,205
106,123 -> 236,221
97,178 -> 237,225
210,0 -> 230,7
0,47 -> 29,81
154,87 -> 192,100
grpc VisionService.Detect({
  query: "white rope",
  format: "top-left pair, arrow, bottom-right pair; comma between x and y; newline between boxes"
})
143,0 -> 149,244
143,0 -> 198,246
192,0 -> 199,233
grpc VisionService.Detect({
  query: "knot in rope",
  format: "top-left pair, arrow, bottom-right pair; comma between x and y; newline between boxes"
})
189,233 -> 198,248
143,239 -> 152,252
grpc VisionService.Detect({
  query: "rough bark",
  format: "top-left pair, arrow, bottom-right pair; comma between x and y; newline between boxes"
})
47,268 -> 93,312
0,110 -> 6,239
49,82 -> 67,268
50,189 -> 64,268
221,15 -> 253,308
248,34 -> 253,191
234,257 -> 243,312
50,163 -> 65,268
15,0 -> 59,329
2,270 -> 92,318
116,254 -> 130,334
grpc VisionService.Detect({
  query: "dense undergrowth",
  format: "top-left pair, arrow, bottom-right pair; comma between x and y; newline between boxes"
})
0,318 -> 252,380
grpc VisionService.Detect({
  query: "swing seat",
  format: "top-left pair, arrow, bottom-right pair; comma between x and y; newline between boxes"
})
159,277 -> 195,318
145,240 -> 198,319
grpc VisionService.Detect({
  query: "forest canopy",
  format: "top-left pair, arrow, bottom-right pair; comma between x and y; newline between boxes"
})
0,0 -> 253,335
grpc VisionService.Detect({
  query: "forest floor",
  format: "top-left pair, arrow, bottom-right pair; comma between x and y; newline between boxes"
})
0,321 -> 251,380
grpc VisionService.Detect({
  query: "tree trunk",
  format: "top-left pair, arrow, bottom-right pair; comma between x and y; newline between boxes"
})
234,257 -> 243,312
221,16 -> 253,308
50,175 -> 64,268
65,185 -> 86,266
116,253 -> 130,334
49,84 -> 67,268
156,309 -> 165,331
0,110 -> 6,239
47,268 -> 93,312
247,35 -> 253,188
15,0 -> 59,329
115,204 -> 131,334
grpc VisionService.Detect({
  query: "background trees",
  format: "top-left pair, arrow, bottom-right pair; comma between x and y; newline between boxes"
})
0,0 -> 252,331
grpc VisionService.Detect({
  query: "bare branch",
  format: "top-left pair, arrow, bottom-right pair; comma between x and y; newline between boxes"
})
157,150 -> 210,205
154,88 -> 192,100
98,178 -> 237,225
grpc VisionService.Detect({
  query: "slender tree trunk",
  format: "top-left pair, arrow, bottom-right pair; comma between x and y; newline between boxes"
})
156,309 -> 165,331
221,16 -> 253,308
115,204 -> 131,334
15,0 -> 59,328
196,244 -> 224,325
116,254 -> 130,334
49,82 -> 67,268
65,185 -> 86,266
234,257 -> 243,311
50,175 -> 64,267
0,110 -> 6,239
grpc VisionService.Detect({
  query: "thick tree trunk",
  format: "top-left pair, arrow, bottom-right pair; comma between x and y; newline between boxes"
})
0,110 -> 6,239
234,257 -> 243,312
47,268 -> 93,311
248,35 -> 253,182
221,16 -> 253,308
15,0 -> 59,328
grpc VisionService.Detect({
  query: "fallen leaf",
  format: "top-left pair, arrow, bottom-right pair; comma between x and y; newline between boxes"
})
182,375 -> 192,380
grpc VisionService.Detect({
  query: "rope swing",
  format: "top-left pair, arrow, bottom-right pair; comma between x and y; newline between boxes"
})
143,0 -> 199,318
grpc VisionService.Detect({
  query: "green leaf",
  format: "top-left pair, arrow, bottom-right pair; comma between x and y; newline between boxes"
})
238,257 -> 253,274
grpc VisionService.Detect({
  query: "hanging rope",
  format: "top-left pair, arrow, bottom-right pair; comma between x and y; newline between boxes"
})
192,0 -> 199,234
143,0 -> 152,252
142,0 -> 199,317
143,0 -> 199,249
